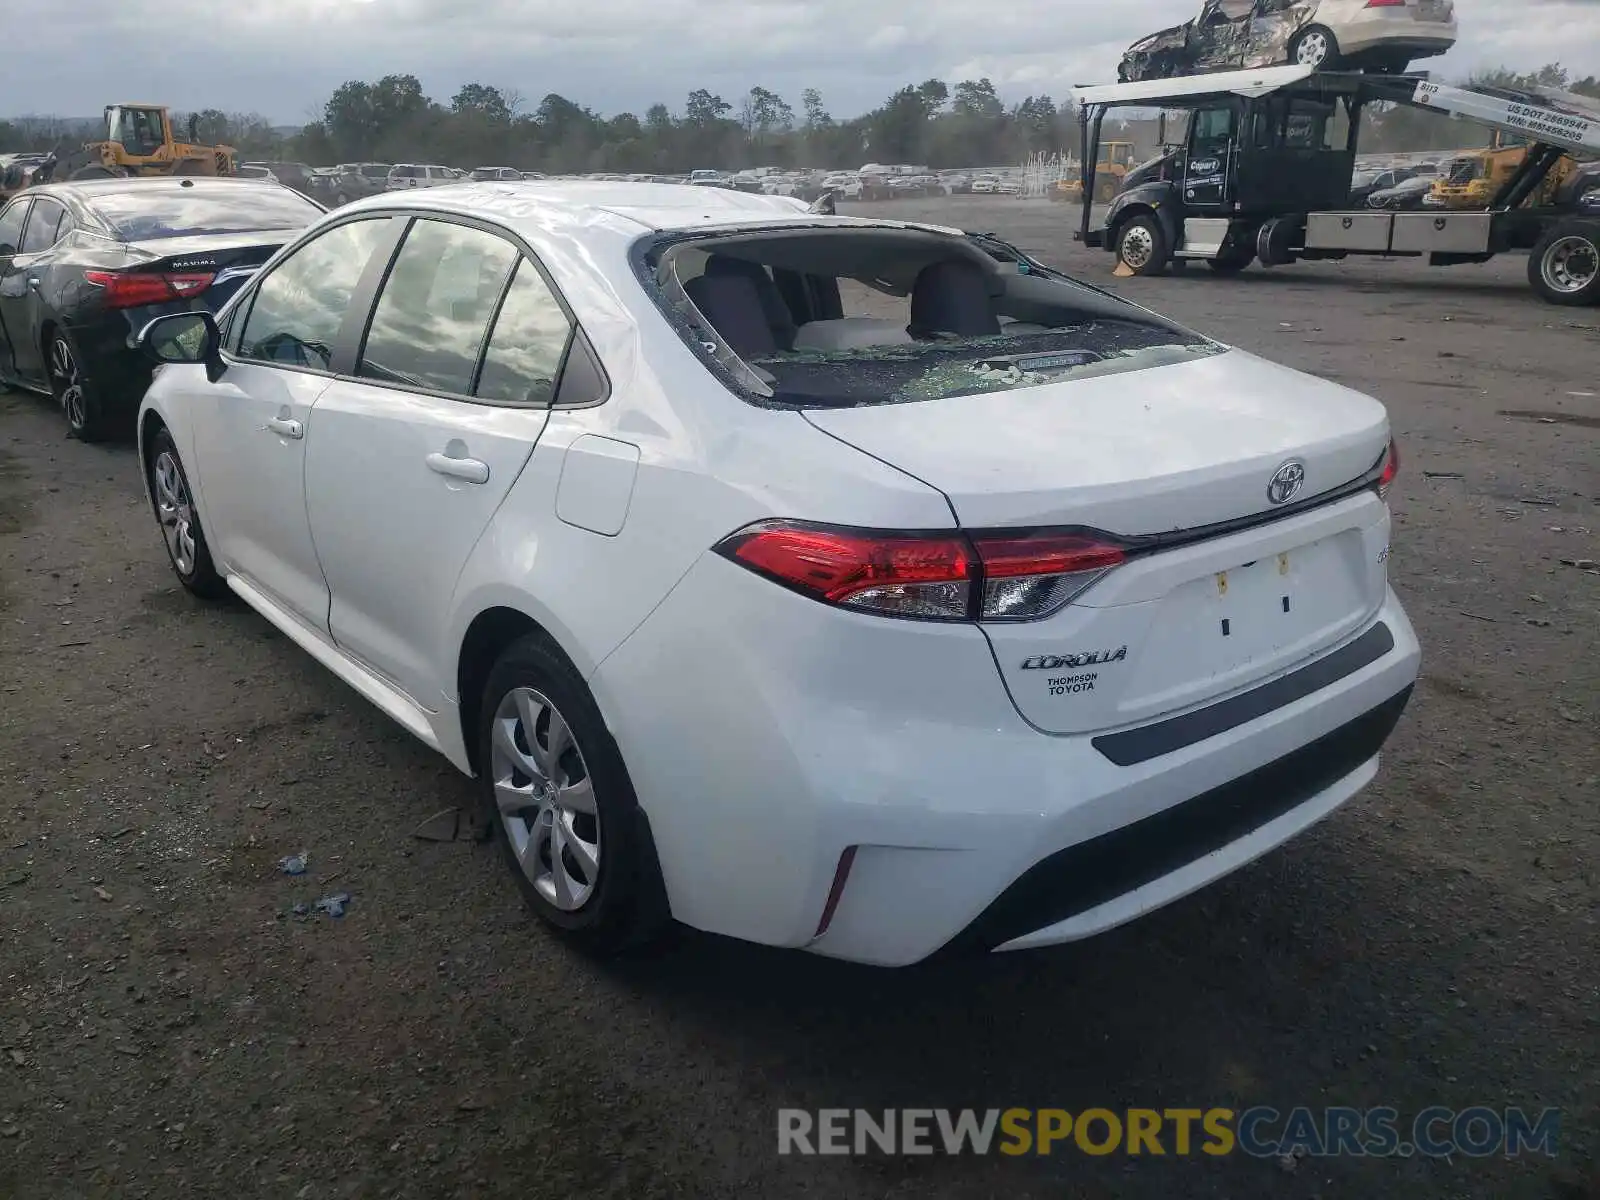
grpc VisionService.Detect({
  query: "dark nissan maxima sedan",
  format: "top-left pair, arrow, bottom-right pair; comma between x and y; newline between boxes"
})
0,177 -> 324,440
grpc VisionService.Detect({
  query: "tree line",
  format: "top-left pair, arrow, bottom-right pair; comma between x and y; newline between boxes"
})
2,63 -> 1595,172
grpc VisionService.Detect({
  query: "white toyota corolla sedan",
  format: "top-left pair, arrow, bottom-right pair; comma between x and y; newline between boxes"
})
134,181 -> 1420,966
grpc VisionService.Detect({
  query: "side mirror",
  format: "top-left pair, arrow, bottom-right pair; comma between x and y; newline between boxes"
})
138,311 -> 224,380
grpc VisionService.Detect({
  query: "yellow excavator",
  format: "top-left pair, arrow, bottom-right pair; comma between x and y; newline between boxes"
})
1427,129 -> 1586,211
13,104 -> 236,192
1053,140 -> 1140,204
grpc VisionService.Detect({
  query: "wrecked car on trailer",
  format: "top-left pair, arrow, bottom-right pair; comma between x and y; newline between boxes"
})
1118,0 -> 1457,82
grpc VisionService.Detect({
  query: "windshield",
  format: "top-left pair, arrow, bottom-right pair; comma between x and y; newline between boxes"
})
641,228 -> 1216,409
91,186 -> 323,240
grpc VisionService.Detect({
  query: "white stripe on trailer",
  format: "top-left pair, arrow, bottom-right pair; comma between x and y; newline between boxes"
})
1410,80 -> 1600,153
1074,65 -> 1317,106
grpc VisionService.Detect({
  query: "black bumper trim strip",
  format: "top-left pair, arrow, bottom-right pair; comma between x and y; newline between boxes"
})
1092,621 -> 1395,767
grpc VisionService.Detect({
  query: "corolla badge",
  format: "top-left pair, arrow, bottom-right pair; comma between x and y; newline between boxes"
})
1267,460 -> 1307,506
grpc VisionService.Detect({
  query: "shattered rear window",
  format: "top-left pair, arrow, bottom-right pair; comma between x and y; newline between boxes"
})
637,226 -> 1220,409
748,329 -> 1218,408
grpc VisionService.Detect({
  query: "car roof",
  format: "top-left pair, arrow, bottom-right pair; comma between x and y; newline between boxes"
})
25,176 -> 298,202
345,180 -> 964,238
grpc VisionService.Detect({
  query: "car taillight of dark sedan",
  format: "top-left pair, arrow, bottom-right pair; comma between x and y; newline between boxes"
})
84,269 -> 213,309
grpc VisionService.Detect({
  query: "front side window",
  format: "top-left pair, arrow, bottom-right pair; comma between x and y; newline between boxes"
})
236,218 -> 394,369
19,199 -> 67,253
1191,107 -> 1235,155
357,219 -> 517,394
0,200 -> 31,256
476,260 -> 574,405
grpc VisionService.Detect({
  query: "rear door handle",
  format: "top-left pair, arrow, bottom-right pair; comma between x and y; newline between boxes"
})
426,452 -> 489,484
265,416 -> 303,439
27,277 -> 40,291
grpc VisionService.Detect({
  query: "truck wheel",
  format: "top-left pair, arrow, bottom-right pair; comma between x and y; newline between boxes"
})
1289,26 -> 1341,70
1529,220 -> 1600,306
1208,249 -> 1255,275
1115,215 -> 1171,277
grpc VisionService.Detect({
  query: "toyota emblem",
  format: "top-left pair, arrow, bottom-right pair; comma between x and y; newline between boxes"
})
1267,460 -> 1307,506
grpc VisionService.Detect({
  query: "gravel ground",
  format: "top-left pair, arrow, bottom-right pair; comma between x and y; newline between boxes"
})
1,195 -> 1597,1200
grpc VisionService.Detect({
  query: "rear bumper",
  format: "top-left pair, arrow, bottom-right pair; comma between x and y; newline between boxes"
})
1335,15 -> 1456,59
593,550 -> 1421,967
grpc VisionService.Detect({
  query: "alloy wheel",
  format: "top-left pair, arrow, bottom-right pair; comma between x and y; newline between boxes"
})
1296,31 -> 1330,66
152,451 -> 197,575
490,686 -> 601,911
49,337 -> 86,430
1540,236 -> 1599,296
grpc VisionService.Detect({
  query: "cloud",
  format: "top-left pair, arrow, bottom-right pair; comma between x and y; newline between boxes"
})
1,0 -> 1595,123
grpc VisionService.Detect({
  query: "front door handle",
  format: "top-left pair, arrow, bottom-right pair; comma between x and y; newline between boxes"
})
265,416 -> 303,439
426,451 -> 489,484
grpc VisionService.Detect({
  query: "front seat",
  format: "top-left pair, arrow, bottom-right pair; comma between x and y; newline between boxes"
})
703,255 -> 797,350
684,271 -> 780,358
908,259 -> 1001,339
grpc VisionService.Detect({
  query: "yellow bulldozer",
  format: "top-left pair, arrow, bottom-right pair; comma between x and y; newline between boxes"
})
1052,140 -> 1140,204
3,104 -> 236,198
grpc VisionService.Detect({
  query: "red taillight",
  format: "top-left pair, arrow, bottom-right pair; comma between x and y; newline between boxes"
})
1378,438 -> 1400,500
715,520 -> 1126,622
84,270 -> 214,309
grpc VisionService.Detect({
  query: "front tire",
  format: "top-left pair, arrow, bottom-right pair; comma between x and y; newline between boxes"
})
1528,219 -> 1600,306
479,634 -> 666,953
1115,214 -> 1171,277
147,428 -> 227,598
1289,25 -> 1341,70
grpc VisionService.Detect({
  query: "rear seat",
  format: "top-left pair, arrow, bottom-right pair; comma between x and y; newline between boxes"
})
792,318 -> 914,352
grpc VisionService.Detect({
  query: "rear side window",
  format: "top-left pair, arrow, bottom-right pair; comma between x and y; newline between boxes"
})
19,198 -> 66,252
476,260 -> 574,405
90,186 -> 323,239
236,218 -> 393,369
357,218 -> 517,394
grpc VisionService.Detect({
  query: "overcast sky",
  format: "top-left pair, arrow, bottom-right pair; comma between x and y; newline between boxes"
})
3,0 -> 1597,123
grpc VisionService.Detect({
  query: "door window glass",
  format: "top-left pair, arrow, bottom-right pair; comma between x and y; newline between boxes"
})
236,217 -> 393,370
358,219 -> 518,394
0,201 -> 31,256
19,199 -> 66,253
1191,107 -> 1235,155
475,259 -> 574,405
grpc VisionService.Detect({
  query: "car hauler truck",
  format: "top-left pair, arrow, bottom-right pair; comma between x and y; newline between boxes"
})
1071,66 -> 1600,305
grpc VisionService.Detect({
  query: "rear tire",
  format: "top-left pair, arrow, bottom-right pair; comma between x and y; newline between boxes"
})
1289,25 -> 1341,70
47,331 -> 112,443
1528,219 -> 1600,306
1208,249 -> 1255,275
1114,215 -> 1171,277
147,428 -> 228,599
170,158 -> 208,176
478,633 -> 668,955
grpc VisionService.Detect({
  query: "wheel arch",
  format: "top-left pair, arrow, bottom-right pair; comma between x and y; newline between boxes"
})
456,602 -> 674,927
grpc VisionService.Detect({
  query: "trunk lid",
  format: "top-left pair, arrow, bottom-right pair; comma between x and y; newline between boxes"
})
126,230 -> 292,311
805,348 -> 1394,736
96,230 -> 294,328
802,348 -> 1388,536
